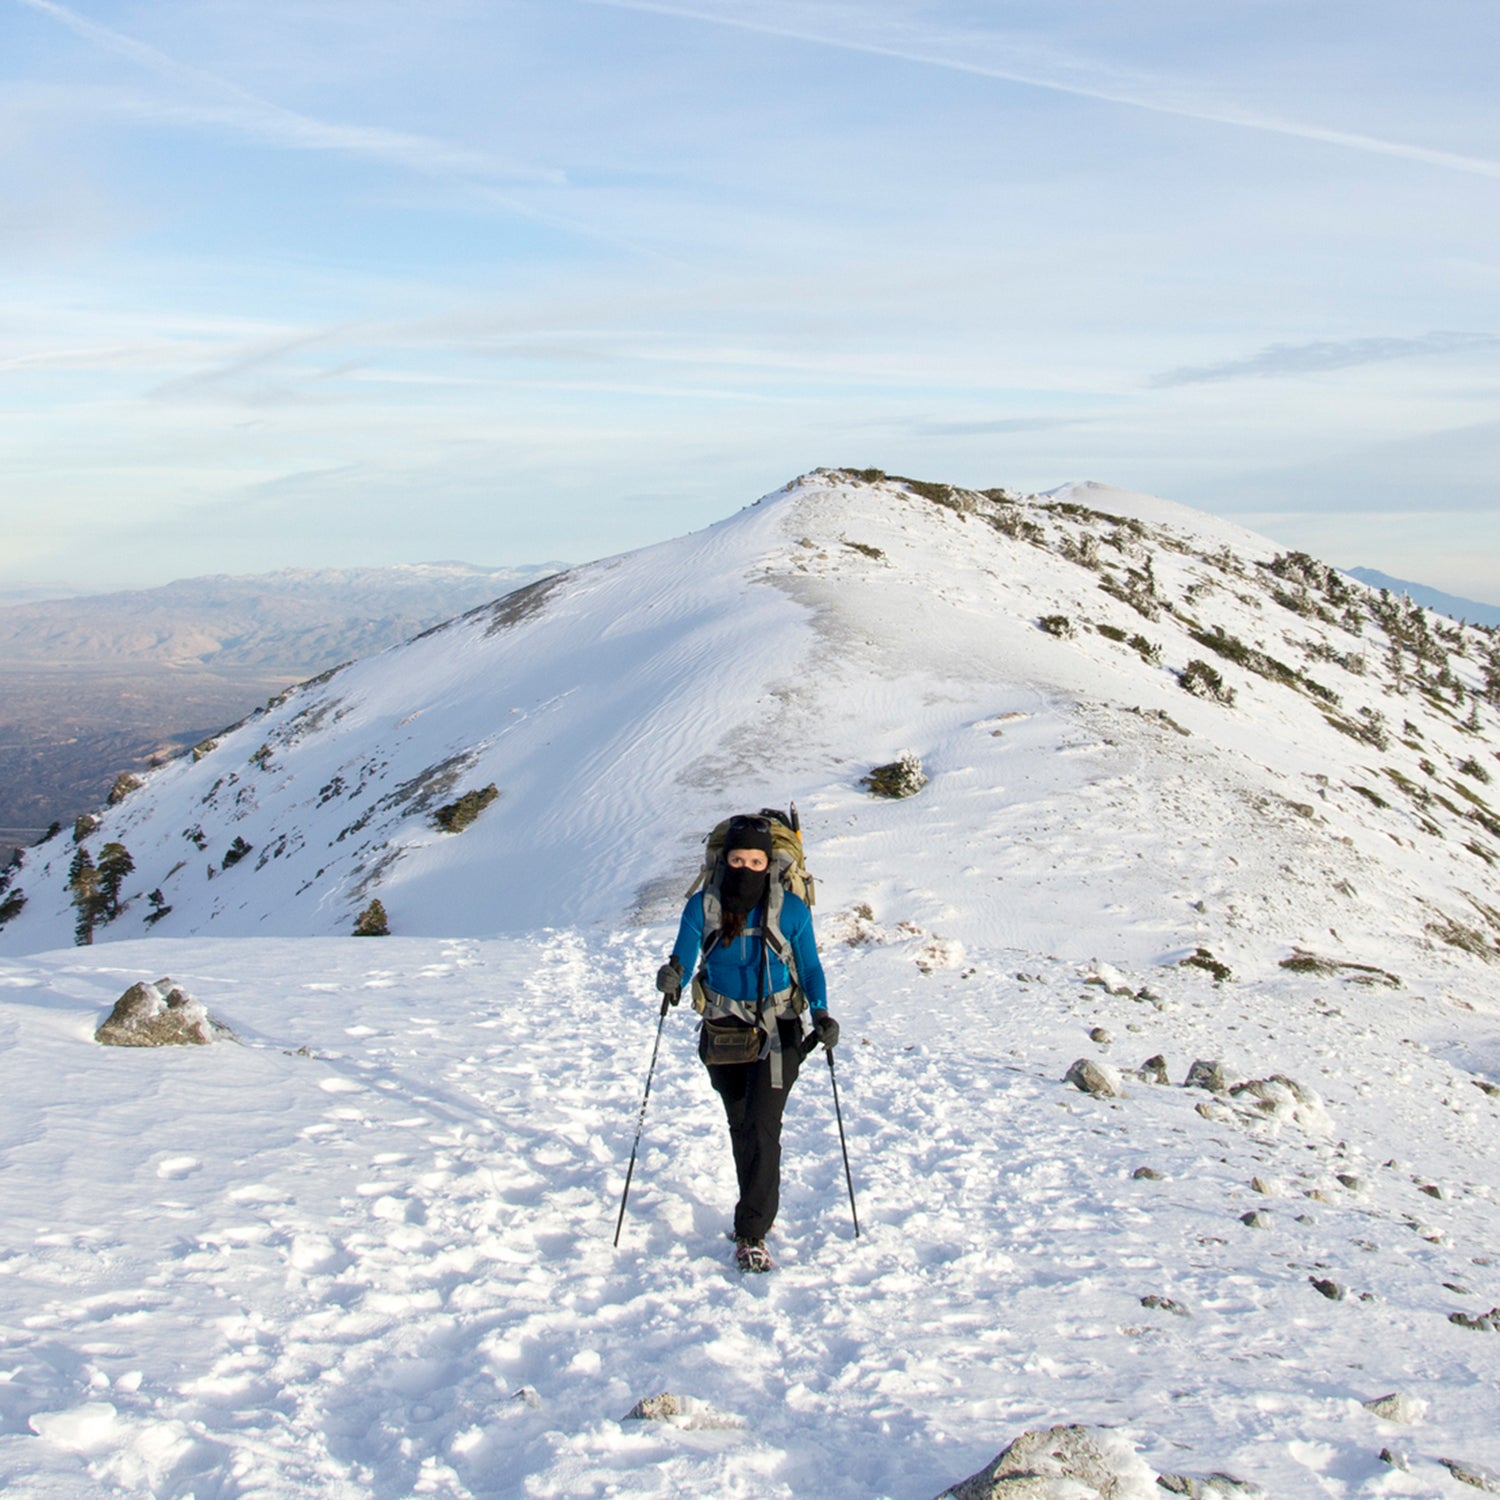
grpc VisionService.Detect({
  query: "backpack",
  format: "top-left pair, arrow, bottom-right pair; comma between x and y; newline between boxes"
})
685,805 -> 815,909
685,806 -> 815,1086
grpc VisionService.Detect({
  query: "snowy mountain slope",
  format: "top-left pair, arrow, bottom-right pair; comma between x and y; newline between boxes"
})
3,469 -> 1497,991
3,471 -> 1500,1497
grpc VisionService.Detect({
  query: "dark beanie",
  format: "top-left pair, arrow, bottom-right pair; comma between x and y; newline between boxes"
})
724,819 -> 774,859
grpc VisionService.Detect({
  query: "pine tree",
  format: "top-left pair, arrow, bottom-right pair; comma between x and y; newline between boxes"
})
97,842 -> 135,919
69,849 -> 103,946
353,898 -> 390,937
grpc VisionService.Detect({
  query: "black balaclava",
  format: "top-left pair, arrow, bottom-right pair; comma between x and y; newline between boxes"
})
720,824 -> 773,916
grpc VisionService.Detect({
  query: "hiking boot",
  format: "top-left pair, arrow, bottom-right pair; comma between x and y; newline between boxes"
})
734,1236 -> 774,1274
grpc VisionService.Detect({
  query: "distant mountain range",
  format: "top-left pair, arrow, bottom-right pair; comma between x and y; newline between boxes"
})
0,562 -> 559,852
1344,566 -> 1500,628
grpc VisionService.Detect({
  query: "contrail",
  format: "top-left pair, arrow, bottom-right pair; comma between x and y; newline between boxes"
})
12,0 -> 564,185
584,0 -> 1500,181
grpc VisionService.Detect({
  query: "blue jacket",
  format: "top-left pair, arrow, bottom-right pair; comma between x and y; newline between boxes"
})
673,890 -> 828,1012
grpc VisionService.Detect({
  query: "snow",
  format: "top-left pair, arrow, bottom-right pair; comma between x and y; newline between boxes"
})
2,469 -> 1499,1495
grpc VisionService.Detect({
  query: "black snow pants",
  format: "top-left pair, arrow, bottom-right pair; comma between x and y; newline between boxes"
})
707,1018 -> 804,1241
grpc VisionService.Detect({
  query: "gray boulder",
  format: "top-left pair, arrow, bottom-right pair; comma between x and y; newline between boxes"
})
1184,1059 -> 1228,1092
622,1392 -> 743,1430
1064,1059 -> 1127,1098
935,1424 -> 1160,1499
95,978 -> 235,1047
1362,1391 -> 1426,1424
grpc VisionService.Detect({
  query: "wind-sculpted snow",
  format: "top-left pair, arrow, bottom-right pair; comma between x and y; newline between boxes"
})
2,933 -> 1499,1496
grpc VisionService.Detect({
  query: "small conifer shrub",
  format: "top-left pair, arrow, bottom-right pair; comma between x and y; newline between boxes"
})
0,888 -> 26,927
861,752 -> 928,799
353,898 -> 390,937
1039,615 -> 1076,638
434,784 -> 500,833
143,889 -> 172,928
1179,660 -> 1236,706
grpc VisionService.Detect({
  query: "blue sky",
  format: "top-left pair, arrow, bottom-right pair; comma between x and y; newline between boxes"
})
3,0 -> 1498,600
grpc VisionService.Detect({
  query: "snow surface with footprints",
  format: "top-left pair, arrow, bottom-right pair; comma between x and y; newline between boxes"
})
3,471 -> 1500,1495
3,926 -> 1500,1498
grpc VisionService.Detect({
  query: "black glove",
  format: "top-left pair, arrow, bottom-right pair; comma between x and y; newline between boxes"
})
655,958 -> 683,1005
812,1012 -> 839,1050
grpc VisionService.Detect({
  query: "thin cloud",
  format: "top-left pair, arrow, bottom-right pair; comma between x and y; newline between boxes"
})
583,0 -> 1500,180
13,0 -> 564,186
1152,331 -> 1500,387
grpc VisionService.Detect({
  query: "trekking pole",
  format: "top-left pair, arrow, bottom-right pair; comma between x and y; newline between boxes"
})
825,1048 -> 861,1238
613,995 -> 671,1248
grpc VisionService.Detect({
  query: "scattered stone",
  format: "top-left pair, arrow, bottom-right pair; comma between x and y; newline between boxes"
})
95,978 -> 236,1048
1157,1474 -> 1265,1498
1138,1055 -> 1169,1085
1239,1210 -> 1271,1229
1064,1058 -> 1127,1098
511,1386 -> 542,1408
623,1392 -> 744,1430
1335,1173 -> 1365,1192
1449,1307 -> 1500,1332
1377,1448 -> 1409,1471
1089,1026 -> 1114,1046
1140,1295 -> 1190,1317
1133,1166 -> 1164,1181
1362,1391 -> 1426,1424
1309,1277 -> 1346,1301
1441,1458 -> 1500,1493
1474,1078 -> 1500,1098
1250,1177 -> 1276,1196
1419,1183 -> 1447,1200
934,1423 -> 1159,1499
1184,1059 -> 1228,1093
1444,1281 -> 1473,1295
1195,1100 -> 1234,1123
1083,963 -> 1135,996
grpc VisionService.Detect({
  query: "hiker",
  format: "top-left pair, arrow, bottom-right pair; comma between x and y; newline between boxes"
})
657,812 -> 837,1273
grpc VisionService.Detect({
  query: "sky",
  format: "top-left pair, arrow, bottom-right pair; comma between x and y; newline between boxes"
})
1,0 -> 1498,601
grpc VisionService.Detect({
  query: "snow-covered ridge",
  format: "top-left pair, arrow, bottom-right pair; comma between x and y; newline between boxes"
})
3,468 -> 1497,983
4,470 -> 1500,1497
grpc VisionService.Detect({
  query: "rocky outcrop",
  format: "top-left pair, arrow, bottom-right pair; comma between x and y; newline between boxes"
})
95,978 -> 235,1047
934,1424 -> 1161,1499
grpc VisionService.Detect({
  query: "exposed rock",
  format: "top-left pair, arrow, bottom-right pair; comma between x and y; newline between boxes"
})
935,1423 -> 1160,1499
1335,1173 -> 1365,1192
1140,1295 -> 1189,1317
1089,1026 -> 1114,1046
1309,1277 -> 1346,1301
1138,1055 -> 1169,1085
1065,1058 -> 1127,1098
511,1386 -> 541,1408
622,1392 -> 744,1430
1132,1166 -> 1164,1181
1419,1183 -> 1447,1200
1156,1474 -> 1265,1498
1239,1210 -> 1271,1230
1377,1448 -> 1409,1470
1184,1059 -> 1228,1093
95,979 -> 236,1048
1362,1391 -> 1426,1424
1249,1177 -> 1277,1196
1442,1458 -> 1500,1493
1195,1100 -> 1234,1123
1449,1307 -> 1500,1332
